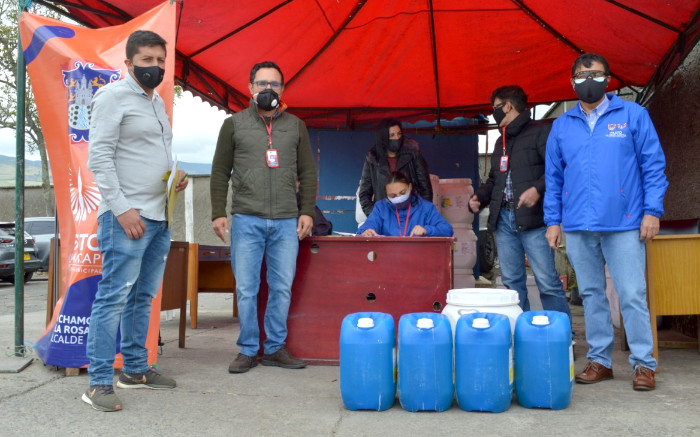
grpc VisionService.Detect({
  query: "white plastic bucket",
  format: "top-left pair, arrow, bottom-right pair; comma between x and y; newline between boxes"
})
439,178 -> 474,224
442,288 -> 523,337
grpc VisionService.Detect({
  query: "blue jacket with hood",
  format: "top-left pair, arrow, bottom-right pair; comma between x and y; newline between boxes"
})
357,194 -> 453,237
544,94 -> 668,232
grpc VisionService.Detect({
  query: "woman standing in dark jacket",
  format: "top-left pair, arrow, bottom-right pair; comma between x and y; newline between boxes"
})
358,118 -> 433,217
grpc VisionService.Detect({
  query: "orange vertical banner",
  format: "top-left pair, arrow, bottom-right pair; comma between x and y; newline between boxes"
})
21,2 -> 176,368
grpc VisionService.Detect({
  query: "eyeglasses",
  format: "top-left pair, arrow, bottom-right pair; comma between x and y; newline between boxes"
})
573,70 -> 607,84
492,102 -> 506,112
252,80 -> 283,89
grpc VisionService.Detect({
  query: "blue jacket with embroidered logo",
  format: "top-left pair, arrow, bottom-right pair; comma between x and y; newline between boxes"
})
544,94 -> 668,232
357,194 -> 453,237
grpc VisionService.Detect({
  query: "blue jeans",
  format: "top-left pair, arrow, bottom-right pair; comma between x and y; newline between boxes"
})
496,208 -> 571,321
565,230 -> 656,371
86,211 -> 170,386
230,214 -> 299,357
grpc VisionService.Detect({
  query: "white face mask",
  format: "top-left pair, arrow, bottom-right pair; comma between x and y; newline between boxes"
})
388,191 -> 411,205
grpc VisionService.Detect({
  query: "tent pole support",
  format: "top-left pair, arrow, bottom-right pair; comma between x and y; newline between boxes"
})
14,5 -> 27,357
428,0 -> 441,129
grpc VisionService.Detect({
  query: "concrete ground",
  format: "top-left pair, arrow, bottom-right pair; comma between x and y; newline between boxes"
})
1,276 -> 699,437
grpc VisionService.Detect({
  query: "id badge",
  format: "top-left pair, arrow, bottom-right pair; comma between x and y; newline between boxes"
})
499,155 -> 509,172
266,149 -> 279,168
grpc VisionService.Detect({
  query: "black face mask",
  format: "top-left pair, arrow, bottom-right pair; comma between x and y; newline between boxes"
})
493,106 -> 506,126
387,139 -> 401,153
133,65 -> 165,90
574,77 -> 608,104
256,89 -> 280,111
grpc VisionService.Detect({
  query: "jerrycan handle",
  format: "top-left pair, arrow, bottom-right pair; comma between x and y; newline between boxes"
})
458,309 -> 478,315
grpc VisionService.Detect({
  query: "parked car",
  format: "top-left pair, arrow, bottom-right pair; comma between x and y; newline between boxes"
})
0,223 -> 42,283
24,217 -> 57,272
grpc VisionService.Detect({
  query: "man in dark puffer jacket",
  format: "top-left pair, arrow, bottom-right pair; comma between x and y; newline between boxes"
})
469,85 -> 570,321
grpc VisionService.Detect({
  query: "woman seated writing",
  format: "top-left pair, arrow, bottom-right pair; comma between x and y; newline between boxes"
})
358,171 -> 453,237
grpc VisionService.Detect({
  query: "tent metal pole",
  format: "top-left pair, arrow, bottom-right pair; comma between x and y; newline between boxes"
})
428,0 -> 441,129
14,10 -> 27,357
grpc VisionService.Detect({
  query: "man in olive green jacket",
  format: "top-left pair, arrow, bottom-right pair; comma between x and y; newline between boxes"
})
210,61 -> 317,374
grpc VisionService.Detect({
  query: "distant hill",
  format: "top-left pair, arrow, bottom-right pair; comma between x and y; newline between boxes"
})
0,155 -> 45,187
0,155 -> 211,187
177,161 -> 212,176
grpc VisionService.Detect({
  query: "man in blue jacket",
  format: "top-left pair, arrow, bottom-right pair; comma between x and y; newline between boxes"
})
544,53 -> 668,391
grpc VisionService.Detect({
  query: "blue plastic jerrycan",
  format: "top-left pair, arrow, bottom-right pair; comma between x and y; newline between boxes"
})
398,312 -> 453,412
339,312 -> 396,411
514,310 -> 573,410
455,312 -> 513,412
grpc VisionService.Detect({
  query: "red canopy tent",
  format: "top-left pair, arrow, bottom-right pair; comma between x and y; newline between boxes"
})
37,0 -> 700,128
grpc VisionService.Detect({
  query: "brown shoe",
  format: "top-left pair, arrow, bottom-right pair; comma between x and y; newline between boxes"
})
575,360 -> 613,384
228,353 -> 258,373
633,366 -> 655,391
261,347 -> 307,369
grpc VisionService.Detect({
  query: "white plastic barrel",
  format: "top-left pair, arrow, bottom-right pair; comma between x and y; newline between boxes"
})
452,223 -> 477,269
439,178 -> 473,224
453,268 -> 475,289
430,174 -> 441,210
441,288 -> 523,337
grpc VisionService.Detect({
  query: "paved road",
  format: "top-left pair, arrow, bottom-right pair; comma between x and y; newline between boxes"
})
0,274 -> 49,317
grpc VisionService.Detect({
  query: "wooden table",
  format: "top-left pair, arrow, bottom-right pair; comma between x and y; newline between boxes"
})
186,243 -> 237,329
646,234 -> 700,361
161,241 -> 189,348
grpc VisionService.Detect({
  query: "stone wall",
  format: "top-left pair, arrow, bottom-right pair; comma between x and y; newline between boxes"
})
0,186 -> 54,221
647,41 -> 700,220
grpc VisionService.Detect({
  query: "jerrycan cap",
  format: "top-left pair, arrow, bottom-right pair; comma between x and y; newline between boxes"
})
472,318 -> 490,329
416,318 -> 435,329
357,317 -> 374,328
532,315 -> 550,326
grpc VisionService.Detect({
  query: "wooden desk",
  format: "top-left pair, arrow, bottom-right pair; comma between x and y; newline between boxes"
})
46,238 -> 62,325
186,243 -> 237,328
646,234 -> 700,360
259,236 -> 454,364
161,241 -> 189,348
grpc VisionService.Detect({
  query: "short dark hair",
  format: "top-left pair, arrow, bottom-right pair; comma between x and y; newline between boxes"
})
249,61 -> 284,85
126,30 -> 166,61
490,85 -> 527,112
386,171 -> 412,187
571,53 -> 610,77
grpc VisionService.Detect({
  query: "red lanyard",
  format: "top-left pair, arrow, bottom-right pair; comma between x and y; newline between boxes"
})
395,203 -> 412,237
260,115 -> 273,146
502,126 -> 506,154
